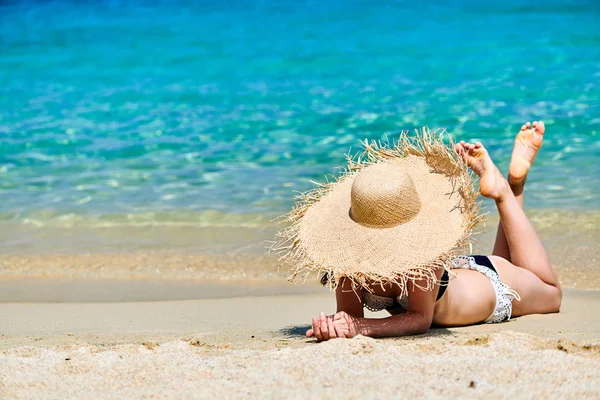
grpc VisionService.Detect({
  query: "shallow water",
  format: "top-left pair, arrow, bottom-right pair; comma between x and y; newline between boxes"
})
1,0 -> 599,228
0,1 -> 599,290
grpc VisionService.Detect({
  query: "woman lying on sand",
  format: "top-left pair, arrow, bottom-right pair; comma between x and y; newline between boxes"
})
276,122 -> 562,341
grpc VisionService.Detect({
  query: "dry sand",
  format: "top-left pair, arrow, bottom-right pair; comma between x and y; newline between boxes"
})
1,289 -> 599,399
1,332 -> 599,399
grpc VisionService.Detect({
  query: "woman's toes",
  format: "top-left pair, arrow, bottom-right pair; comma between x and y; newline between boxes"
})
526,122 -> 531,129
521,124 -> 527,131
535,120 -> 545,134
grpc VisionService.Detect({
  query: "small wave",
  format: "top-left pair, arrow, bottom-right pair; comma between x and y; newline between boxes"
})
1,210 -> 279,228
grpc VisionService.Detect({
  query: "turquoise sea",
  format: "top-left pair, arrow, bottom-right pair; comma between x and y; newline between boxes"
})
1,0 -> 599,228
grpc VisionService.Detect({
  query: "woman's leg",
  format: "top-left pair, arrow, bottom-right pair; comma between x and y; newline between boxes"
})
456,140 -> 561,315
456,138 -> 558,286
491,121 -> 543,260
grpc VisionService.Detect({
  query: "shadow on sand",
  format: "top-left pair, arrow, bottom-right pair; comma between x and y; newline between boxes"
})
277,324 -> 456,339
278,325 -> 312,337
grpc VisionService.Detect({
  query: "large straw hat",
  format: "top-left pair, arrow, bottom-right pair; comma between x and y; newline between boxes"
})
274,128 -> 484,292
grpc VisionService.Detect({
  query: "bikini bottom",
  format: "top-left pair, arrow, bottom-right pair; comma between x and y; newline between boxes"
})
362,255 -> 520,324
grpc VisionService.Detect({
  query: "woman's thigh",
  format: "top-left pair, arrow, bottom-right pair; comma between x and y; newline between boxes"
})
489,256 -> 561,316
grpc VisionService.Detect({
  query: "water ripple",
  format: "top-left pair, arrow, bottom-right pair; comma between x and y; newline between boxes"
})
0,0 -> 599,223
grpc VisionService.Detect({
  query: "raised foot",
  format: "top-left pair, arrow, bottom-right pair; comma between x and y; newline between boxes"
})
508,121 -> 545,185
455,141 -> 509,201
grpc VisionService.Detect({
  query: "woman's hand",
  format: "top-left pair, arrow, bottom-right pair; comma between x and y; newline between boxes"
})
306,311 -> 361,341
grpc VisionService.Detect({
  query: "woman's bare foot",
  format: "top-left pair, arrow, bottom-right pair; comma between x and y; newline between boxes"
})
508,121 -> 545,185
455,141 -> 509,201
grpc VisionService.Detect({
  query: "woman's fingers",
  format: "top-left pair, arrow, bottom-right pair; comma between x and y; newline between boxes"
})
310,311 -> 355,342
319,312 -> 330,341
326,316 -> 337,339
333,321 -> 346,338
335,312 -> 356,338
312,317 -> 323,341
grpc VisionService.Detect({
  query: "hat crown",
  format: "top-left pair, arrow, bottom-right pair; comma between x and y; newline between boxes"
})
350,163 -> 422,228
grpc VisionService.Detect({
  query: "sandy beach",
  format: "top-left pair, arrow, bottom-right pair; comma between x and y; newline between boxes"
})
2,0 -> 599,397
1,212 -> 600,398
1,287 -> 599,399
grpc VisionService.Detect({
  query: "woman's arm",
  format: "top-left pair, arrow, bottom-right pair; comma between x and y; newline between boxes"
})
335,277 -> 364,318
308,272 -> 441,341
306,277 -> 364,339
356,278 -> 436,337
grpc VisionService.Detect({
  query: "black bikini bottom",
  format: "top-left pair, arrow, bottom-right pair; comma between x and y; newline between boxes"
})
436,255 -> 497,301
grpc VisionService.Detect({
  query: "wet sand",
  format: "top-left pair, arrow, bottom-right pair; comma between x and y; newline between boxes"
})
1,209 -> 599,288
0,277 -> 322,303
